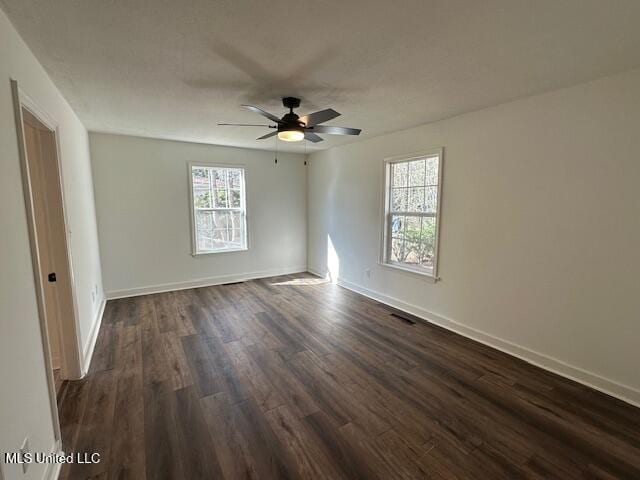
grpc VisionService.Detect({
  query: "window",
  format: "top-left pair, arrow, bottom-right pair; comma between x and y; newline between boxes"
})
189,164 -> 247,254
382,149 -> 443,278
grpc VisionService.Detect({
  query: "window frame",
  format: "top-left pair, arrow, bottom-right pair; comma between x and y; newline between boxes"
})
188,161 -> 249,256
380,148 -> 444,281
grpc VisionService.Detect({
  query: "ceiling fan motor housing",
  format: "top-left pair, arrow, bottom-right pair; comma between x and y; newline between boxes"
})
282,96 -> 301,110
281,112 -> 302,129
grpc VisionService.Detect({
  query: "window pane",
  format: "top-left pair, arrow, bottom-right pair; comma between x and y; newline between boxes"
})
425,186 -> 438,213
195,210 -> 214,251
193,188 -> 211,208
408,159 -> 426,186
391,214 -> 405,238
231,228 -> 243,245
214,188 -> 228,208
195,209 -> 213,231
419,217 -> 436,268
197,211 -> 246,251
211,210 -> 230,228
390,237 -> 405,262
425,156 -> 439,186
404,216 -> 422,243
192,167 -> 209,183
392,162 -> 408,187
214,168 -> 227,188
211,228 -> 226,242
228,169 -> 242,188
230,210 -> 243,228
403,241 -> 421,265
407,187 -> 424,212
230,189 -> 241,208
392,188 -> 407,212
192,168 -> 211,208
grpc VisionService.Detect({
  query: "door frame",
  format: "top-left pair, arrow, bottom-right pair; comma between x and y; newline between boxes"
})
10,79 -> 84,439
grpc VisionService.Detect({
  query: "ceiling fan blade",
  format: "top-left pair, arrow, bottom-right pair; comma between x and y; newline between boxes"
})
305,132 -> 324,143
311,125 -> 361,136
242,105 -> 283,123
257,131 -> 277,140
299,108 -> 340,127
218,123 -> 273,127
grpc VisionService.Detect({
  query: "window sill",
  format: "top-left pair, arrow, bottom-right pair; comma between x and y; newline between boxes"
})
192,247 -> 248,257
379,261 -> 439,283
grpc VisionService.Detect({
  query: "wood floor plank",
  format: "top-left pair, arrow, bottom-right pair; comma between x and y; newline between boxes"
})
303,411 -> 378,480
183,304 -> 217,338
200,392 -> 256,479
66,370 -> 117,479
288,350 -> 391,436
58,378 -> 91,480
245,343 -> 321,418
57,273 -> 640,480
376,429 -> 435,479
172,386 -> 225,479
205,333 -> 251,404
174,305 -> 197,337
225,343 -> 286,412
89,323 -> 117,373
141,316 -> 172,387
143,381 -> 185,480
265,405 -> 348,480
107,368 -> 146,480
230,398 -> 300,480
152,292 -> 179,333
160,331 -> 192,391
180,334 -> 223,397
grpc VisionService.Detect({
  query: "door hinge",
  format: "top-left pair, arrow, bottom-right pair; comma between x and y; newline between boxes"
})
48,272 -> 56,282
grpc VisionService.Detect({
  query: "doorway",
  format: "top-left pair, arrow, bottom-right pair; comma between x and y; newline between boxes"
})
11,79 -> 83,447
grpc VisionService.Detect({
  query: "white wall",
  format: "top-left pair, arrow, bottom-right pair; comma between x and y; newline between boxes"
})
89,133 -> 307,297
0,8 -> 104,480
307,68 -> 640,406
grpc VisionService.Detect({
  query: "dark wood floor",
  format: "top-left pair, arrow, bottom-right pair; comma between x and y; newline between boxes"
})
57,273 -> 640,479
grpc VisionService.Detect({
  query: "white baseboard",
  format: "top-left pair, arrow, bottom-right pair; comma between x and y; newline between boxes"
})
332,275 -> 640,408
81,297 -> 106,376
307,267 -> 328,279
105,266 -> 308,300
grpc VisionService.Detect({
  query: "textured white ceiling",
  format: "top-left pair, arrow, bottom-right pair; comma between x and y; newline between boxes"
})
3,0 -> 640,152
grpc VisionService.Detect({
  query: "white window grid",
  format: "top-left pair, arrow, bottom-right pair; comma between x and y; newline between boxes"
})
382,149 -> 443,279
190,164 -> 248,255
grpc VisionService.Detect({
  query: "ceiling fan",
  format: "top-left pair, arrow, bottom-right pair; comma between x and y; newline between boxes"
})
219,97 -> 361,143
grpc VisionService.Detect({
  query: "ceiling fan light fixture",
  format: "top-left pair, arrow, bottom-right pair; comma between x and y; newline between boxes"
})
277,129 -> 305,142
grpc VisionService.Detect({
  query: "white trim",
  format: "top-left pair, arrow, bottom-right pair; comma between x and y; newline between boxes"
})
192,247 -> 248,257
42,439 -> 63,480
384,149 -> 443,164
106,266 -> 308,299
12,80 -> 84,380
307,267 -> 328,279
81,297 -> 107,376
332,275 -> 640,408
380,148 -> 444,280
378,261 -> 437,282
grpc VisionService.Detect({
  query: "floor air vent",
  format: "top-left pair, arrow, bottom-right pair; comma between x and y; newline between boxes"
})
390,312 -> 416,325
